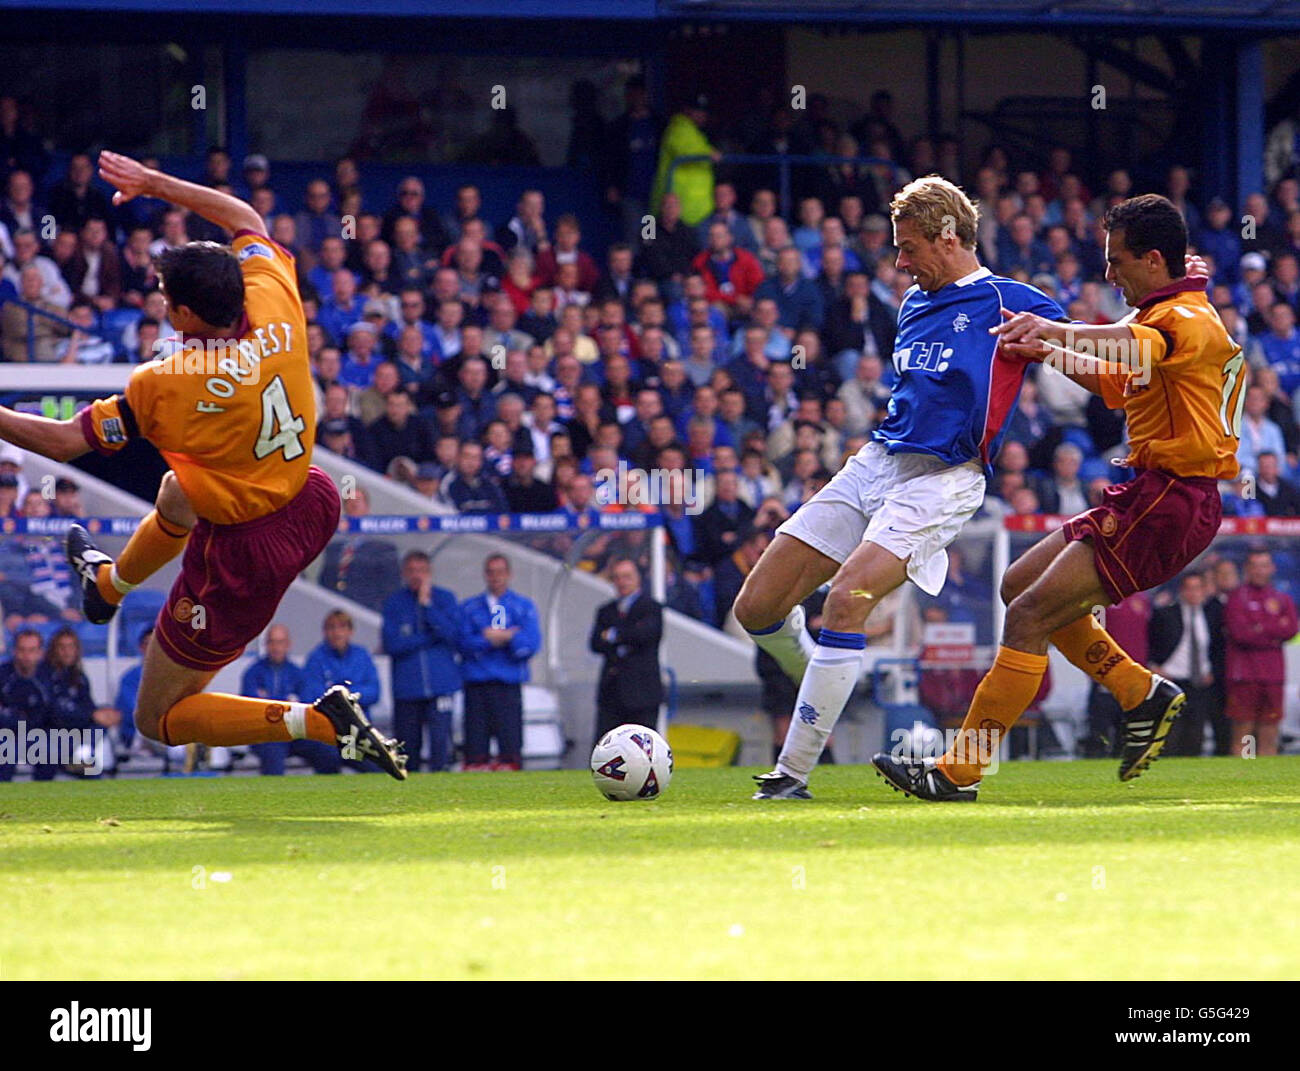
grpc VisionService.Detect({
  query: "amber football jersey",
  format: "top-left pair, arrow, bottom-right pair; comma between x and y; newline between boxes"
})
1095,282 -> 1243,480
79,231 -> 316,524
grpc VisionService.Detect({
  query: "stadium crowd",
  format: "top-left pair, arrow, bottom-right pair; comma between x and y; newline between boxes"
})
1,85 -> 1299,773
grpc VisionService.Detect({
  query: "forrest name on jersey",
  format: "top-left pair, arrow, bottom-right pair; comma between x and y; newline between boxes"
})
149,319 -> 297,407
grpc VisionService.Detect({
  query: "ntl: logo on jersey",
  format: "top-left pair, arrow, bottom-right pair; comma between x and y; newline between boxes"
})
150,334 -> 263,386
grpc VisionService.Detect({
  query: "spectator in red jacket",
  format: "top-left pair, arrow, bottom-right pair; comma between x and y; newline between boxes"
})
534,214 -> 600,293
1223,549 -> 1298,756
692,220 -> 765,320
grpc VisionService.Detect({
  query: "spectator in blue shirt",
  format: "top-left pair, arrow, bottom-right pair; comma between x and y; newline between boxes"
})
111,625 -> 152,753
1262,302 -> 1300,397
454,356 -> 499,441
317,269 -> 368,346
386,288 -> 439,361
444,441 -> 508,514
1196,198 -> 1241,286
726,300 -> 793,362
294,179 -> 342,255
340,322 -> 384,390
302,610 -> 382,770
754,247 -> 826,334
243,624 -> 340,775
382,551 -> 462,773
997,214 -> 1052,277
306,236 -> 355,299
459,555 -> 541,770
696,181 -> 758,253
1239,385 -> 1290,479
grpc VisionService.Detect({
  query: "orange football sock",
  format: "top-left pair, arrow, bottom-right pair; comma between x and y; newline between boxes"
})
936,646 -> 1048,787
1049,615 -> 1152,711
95,509 -> 191,606
157,693 -> 337,747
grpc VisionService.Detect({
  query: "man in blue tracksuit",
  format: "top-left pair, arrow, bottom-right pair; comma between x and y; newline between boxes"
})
303,609 -> 382,771
381,550 -> 462,772
242,623 -> 341,775
459,554 -> 541,770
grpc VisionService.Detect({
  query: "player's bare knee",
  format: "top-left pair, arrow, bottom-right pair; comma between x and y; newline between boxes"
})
133,706 -> 164,744
1003,591 -> 1045,646
821,578 -> 870,633
155,471 -> 197,530
999,572 -> 1021,607
1000,560 -> 1034,606
733,574 -> 785,631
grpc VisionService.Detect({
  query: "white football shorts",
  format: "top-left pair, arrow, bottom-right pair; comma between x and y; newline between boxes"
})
776,440 -> 986,596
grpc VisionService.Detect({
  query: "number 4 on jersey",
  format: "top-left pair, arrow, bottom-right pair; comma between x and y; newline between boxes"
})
255,375 -> 307,461
1218,350 -> 1246,439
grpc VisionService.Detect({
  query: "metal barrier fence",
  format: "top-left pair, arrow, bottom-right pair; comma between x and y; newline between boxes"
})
665,152 -> 910,218
0,295 -> 123,363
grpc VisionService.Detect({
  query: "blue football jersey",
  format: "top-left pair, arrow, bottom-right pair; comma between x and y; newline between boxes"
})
873,267 -> 1067,472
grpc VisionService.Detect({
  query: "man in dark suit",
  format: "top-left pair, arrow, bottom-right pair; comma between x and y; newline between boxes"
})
589,559 -> 663,744
1148,572 -> 1224,756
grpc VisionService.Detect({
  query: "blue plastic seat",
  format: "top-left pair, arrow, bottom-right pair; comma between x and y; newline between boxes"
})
117,588 -> 167,650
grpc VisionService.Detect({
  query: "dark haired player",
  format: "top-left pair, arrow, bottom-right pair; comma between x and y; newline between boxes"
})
874,193 -> 1241,799
0,151 -> 406,779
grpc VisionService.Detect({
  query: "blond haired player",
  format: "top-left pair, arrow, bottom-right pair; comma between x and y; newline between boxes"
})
735,175 -> 1072,799
0,152 -> 406,779
873,193 -> 1237,800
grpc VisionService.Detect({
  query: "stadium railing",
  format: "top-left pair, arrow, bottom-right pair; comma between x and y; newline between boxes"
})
0,294 -> 126,363
665,153 -> 910,217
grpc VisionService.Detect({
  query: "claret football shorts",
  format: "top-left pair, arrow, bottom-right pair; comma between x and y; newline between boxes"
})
154,466 -> 342,672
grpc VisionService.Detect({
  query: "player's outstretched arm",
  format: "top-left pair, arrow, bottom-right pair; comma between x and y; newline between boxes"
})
0,406 -> 91,463
992,309 -> 1135,352
99,150 -> 267,239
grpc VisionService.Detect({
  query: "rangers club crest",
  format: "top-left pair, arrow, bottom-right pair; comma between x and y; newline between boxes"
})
952,312 -> 971,332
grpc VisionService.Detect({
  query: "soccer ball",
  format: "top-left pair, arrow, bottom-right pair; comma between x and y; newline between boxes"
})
590,724 -> 673,801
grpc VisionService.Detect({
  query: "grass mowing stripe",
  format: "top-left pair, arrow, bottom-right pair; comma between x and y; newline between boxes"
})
1,758 -> 1297,979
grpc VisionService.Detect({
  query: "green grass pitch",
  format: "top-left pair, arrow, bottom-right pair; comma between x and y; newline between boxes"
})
2,758 -> 1297,980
